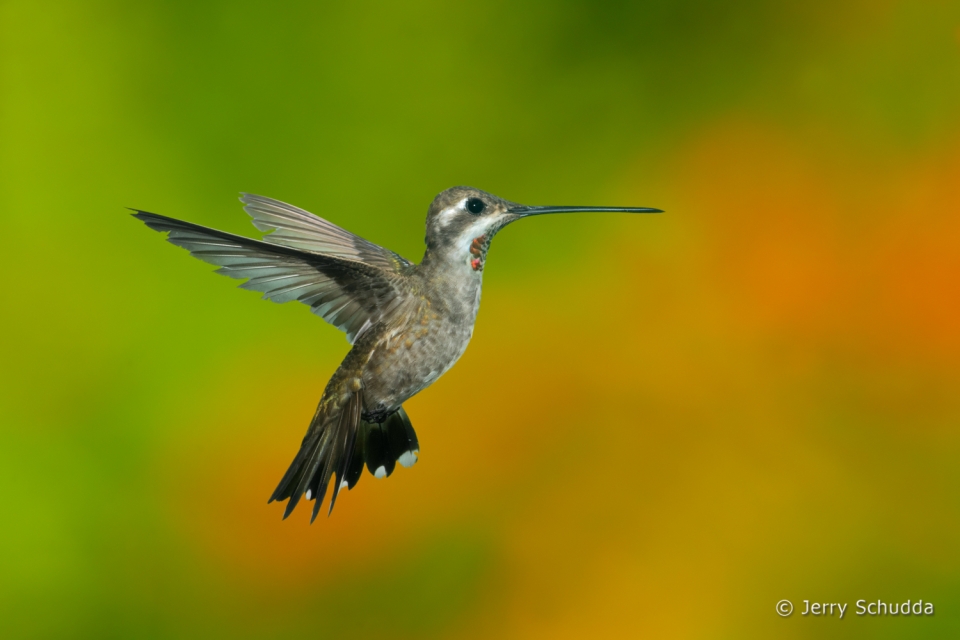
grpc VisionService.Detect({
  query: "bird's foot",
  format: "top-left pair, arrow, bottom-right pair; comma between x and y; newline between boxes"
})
361,406 -> 391,424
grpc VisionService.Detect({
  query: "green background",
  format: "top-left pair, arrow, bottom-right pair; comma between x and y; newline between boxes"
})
2,1 -> 959,638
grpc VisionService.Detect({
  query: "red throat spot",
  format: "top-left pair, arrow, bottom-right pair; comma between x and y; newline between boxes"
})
471,258 -> 482,271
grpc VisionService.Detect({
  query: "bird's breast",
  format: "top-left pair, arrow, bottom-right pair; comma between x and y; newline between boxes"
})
361,277 -> 482,410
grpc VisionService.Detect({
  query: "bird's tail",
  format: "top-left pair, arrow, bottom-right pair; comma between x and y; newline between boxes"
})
269,390 -> 419,522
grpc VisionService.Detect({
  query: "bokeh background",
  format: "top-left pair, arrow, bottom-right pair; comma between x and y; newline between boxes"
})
2,1 -> 959,638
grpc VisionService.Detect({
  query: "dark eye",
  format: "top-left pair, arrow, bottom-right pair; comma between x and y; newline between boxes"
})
466,197 -> 485,215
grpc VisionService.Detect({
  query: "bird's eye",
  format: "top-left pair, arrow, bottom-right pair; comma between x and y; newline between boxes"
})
466,198 -> 486,215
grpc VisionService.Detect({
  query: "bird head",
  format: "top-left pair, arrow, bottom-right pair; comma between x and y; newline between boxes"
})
423,186 -> 661,272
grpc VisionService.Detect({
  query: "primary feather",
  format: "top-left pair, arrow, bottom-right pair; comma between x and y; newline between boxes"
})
132,206 -> 410,344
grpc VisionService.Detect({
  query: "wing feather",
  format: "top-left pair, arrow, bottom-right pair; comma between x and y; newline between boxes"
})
133,208 -> 409,343
240,193 -> 412,271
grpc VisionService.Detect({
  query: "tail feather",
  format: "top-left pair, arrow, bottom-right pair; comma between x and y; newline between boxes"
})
319,392 -> 361,521
343,437 -> 366,489
269,396 -> 420,521
269,430 -> 321,505
283,425 -> 330,519
387,407 -> 419,468
365,407 -> 419,479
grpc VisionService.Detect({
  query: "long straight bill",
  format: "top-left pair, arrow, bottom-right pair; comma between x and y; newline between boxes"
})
507,205 -> 663,216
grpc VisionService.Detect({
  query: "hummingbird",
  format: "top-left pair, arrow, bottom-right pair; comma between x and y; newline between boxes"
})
133,187 -> 660,521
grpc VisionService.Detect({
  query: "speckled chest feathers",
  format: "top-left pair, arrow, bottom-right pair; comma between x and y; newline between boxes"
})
356,265 -> 483,417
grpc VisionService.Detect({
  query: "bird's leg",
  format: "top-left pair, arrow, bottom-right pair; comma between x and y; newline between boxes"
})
362,405 -> 391,424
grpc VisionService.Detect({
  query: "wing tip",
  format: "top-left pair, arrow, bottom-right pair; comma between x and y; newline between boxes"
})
129,208 -> 176,233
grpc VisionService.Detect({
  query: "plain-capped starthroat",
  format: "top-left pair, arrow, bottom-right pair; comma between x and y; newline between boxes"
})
133,187 -> 661,522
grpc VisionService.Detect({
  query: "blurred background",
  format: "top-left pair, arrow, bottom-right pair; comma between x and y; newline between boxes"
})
1,1 -> 959,638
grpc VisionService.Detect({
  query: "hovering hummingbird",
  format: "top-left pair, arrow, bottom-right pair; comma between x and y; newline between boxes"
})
133,187 -> 660,521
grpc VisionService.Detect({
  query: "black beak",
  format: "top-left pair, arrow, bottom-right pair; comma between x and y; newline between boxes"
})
506,204 -> 663,216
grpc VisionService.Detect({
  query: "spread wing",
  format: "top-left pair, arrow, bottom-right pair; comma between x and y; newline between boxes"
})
240,193 -> 412,271
133,202 -> 411,344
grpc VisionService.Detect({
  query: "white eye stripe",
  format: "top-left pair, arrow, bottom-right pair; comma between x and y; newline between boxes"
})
438,199 -> 468,227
